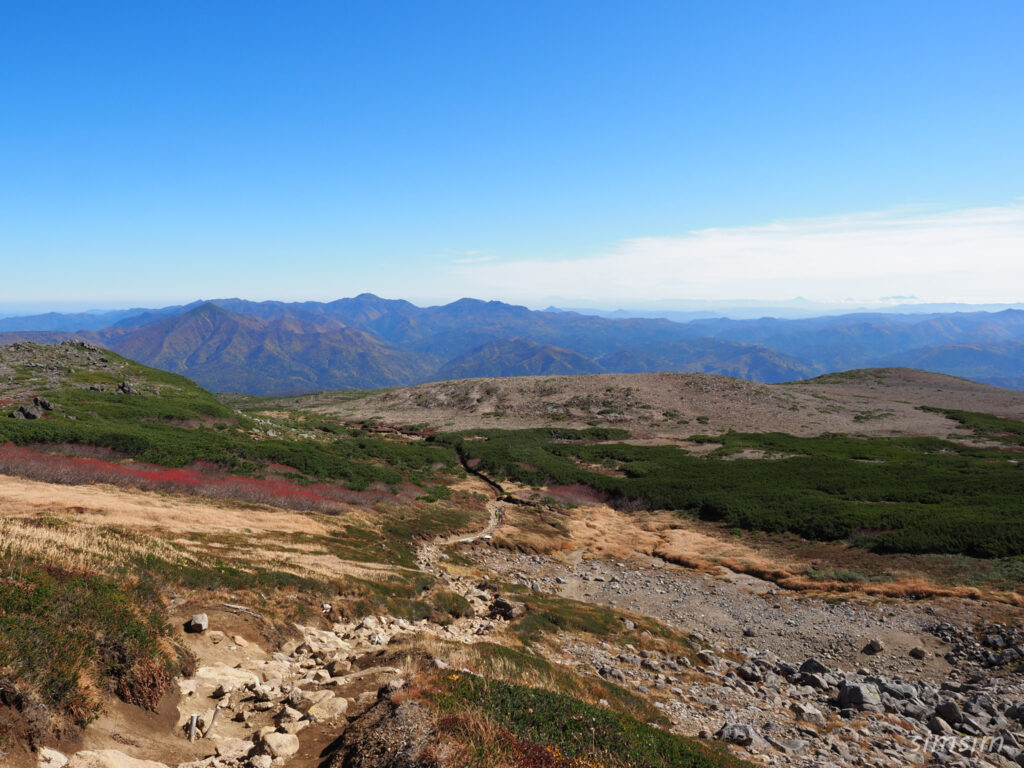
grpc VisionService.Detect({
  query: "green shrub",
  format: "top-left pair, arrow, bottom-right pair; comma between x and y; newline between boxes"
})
431,590 -> 473,621
0,557 -> 185,727
434,673 -> 752,767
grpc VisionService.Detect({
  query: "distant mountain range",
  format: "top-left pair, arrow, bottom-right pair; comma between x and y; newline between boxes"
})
2,294 -> 1024,394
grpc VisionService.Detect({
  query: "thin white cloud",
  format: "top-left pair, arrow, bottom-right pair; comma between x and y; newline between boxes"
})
447,203 -> 1024,304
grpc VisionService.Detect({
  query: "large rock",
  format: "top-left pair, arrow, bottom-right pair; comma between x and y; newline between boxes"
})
261,732 -> 300,759
791,702 -> 827,727
489,597 -> 526,620
38,748 -> 69,768
12,404 -> 43,419
800,671 -> 829,689
935,700 -> 964,725
185,613 -> 209,633
838,682 -> 883,712
928,715 -> 954,735
308,694 -> 350,721
863,638 -> 884,655
195,662 -> 259,690
327,658 -> 352,677
214,739 -> 253,760
799,658 -> 829,675
67,751 -> 170,768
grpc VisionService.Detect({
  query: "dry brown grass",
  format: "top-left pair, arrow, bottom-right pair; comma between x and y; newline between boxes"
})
0,516 -> 187,574
0,473 -> 334,535
402,635 -> 564,696
0,472 -> 424,598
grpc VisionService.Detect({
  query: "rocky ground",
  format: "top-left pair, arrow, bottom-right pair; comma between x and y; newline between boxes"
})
472,548 -> 1024,767
36,513 -> 1024,768
296,369 -> 1024,441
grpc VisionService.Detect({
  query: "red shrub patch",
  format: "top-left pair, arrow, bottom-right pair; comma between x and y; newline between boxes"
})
0,443 -> 419,513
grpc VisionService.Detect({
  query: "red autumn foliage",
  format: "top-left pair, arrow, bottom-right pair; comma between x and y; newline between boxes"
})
0,442 -> 421,513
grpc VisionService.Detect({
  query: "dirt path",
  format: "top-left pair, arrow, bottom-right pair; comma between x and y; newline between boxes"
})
417,499 -> 507,575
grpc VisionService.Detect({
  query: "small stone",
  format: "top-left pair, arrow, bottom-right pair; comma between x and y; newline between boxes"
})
233,634 -> 249,647
910,646 -> 927,659
863,638 -> 884,655
387,677 -> 406,692
186,613 -> 209,633
249,756 -> 272,768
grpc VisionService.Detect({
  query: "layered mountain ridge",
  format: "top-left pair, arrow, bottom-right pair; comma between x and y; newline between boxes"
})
3,294 -> 1024,394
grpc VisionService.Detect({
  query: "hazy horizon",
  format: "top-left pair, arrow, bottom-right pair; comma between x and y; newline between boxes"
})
3,293 -> 1024,325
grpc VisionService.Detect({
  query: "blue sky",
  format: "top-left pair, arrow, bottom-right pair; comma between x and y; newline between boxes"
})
2,1 -> 1022,312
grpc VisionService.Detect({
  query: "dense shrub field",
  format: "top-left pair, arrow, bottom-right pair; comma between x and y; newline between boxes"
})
432,424 -> 1024,558
0,365 -> 458,492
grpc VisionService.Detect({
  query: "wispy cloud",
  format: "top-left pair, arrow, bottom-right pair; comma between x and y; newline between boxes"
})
447,203 -> 1024,304
450,253 -> 498,264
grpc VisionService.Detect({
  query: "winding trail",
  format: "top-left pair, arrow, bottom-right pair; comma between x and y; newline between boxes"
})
417,499 -> 507,576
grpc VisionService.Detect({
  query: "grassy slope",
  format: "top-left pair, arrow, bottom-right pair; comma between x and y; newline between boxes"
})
0,347 -> 458,491
430,672 -> 753,768
432,422 -> 1024,558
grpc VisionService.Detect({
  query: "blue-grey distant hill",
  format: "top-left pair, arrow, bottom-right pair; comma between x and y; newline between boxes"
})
2,294 -> 1024,394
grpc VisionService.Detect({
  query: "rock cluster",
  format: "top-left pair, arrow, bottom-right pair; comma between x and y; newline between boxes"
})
8,396 -> 52,419
932,621 -> 1024,670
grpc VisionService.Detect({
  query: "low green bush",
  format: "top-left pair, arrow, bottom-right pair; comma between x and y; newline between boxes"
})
434,673 -> 752,767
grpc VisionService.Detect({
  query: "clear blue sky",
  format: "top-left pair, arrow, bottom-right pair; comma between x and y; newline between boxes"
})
2,1 -> 1022,311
